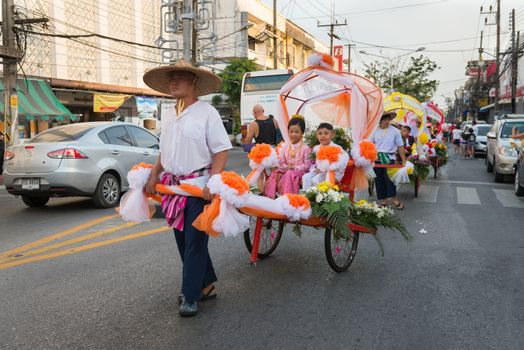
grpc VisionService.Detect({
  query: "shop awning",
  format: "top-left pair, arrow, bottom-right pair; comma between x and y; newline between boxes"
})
0,77 -> 78,121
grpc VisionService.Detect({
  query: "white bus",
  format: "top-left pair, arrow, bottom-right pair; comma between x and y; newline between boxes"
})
240,69 -> 297,126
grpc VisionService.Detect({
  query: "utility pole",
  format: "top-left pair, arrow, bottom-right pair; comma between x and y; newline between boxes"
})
345,44 -> 353,73
317,4 -> 346,56
273,0 -> 277,68
191,0 -> 198,65
510,9 -> 517,113
495,0 -> 500,115
479,30 -> 483,61
182,0 -> 193,61
2,0 -> 22,147
481,3 -> 499,119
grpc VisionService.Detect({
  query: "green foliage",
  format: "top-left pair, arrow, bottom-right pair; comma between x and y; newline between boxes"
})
411,163 -> 431,182
218,58 -> 259,109
211,94 -> 223,107
364,55 -> 440,101
305,128 -> 352,151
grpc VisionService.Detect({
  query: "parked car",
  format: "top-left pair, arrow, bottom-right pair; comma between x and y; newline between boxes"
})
485,114 -> 524,182
3,122 -> 159,208
514,147 -> 524,196
473,124 -> 492,157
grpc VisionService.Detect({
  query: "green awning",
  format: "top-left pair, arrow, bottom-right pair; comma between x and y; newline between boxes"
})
0,78 -> 74,120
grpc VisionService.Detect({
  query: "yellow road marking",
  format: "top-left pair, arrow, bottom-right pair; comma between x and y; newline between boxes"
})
0,221 -> 138,264
0,226 -> 170,269
0,214 -> 119,259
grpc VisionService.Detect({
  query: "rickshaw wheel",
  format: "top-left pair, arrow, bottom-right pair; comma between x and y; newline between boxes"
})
324,228 -> 359,272
243,217 -> 284,259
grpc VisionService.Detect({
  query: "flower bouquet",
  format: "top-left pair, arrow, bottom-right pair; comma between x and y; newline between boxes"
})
407,154 -> 431,183
350,200 -> 413,255
433,142 -> 449,167
304,182 -> 412,254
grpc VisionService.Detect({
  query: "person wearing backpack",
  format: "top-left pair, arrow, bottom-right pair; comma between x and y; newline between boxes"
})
465,127 -> 476,158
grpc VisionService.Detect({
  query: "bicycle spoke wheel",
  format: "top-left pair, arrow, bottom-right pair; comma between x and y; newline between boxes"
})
243,217 -> 284,258
324,228 -> 359,272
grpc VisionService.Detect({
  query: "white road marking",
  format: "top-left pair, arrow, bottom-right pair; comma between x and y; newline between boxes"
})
427,179 -> 512,187
492,189 -> 524,208
456,187 -> 481,205
414,185 -> 439,203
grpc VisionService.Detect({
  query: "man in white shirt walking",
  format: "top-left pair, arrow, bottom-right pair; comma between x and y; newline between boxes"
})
370,112 -> 406,209
143,59 -> 232,317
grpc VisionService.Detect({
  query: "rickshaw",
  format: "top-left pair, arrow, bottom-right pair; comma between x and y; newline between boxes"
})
383,92 -> 428,197
242,54 -> 389,272
423,101 -> 446,178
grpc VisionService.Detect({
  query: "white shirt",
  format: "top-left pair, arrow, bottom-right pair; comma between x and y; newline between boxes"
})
370,125 -> 404,154
160,100 -> 232,176
452,129 -> 462,140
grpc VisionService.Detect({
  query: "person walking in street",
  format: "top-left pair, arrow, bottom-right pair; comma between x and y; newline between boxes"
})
143,59 -> 232,317
451,124 -> 462,154
370,112 -> 406,210
244,104 -> 278,145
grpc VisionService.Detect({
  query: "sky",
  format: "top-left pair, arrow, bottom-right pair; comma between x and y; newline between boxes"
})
261,0 -> 524,107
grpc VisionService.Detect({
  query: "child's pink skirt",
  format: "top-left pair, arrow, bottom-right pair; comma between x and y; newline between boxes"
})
264,169 -> 306,199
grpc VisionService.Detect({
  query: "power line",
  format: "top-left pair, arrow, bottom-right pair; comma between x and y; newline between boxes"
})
290,0 -> 450,21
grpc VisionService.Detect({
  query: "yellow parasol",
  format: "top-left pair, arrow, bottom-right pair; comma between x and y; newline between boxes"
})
383,92 -> 428,145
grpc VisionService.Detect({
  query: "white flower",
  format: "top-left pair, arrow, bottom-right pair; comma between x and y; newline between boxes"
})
419,228 -> 428,234
315,193 -> 324,203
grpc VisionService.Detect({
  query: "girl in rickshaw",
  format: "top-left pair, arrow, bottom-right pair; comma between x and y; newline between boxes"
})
264,115 -> 312,198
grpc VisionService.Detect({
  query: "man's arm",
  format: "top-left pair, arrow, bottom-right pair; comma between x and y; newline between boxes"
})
146,154 -> 164,194
244,121 -> 258,144
512,126 -> 524,139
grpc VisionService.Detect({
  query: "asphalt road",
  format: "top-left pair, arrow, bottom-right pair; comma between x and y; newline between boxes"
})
1,148 -> 523,349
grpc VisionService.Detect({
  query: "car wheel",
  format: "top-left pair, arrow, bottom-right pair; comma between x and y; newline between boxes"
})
493,160 -> 504,183
515,168 -> 524,196
486,155 -> 493,173
92,173 -> 121,208
21,195 -> 50,207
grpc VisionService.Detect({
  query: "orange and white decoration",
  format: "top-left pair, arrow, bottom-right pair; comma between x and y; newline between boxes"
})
118,164 -> 313,237
316,145 -> 350,184
274,52 -> 383,192
246,143 -> 279,186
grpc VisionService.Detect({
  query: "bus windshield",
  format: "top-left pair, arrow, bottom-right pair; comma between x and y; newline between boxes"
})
243,74 -> 293,92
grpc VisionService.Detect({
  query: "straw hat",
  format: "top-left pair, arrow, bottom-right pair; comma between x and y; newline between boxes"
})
143,59 -> 221,96
381,111 -> 397,120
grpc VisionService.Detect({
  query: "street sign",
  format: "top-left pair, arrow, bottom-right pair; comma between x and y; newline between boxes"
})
333,45 -> 343,72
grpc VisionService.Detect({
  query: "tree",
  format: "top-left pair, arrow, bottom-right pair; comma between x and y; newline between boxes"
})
218,58 -> 258,134
364,55 -> 439,102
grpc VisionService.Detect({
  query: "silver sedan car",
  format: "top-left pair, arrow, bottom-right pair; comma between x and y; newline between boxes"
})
3,122 -> 159,208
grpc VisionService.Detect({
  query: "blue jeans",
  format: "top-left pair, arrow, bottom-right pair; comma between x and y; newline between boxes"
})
374,160 -> 397,200
173,197 -> 217,303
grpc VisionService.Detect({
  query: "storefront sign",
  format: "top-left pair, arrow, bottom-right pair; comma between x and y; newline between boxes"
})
93,93 -> 130,112
333,45 -> 343,72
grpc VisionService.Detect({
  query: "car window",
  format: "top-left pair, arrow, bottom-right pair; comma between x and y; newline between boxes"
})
103,126 -> 133,146
127,126 -> 159,149
98,131 -> 110,144
500,121 -> 524,138
31,124 -> 95,143
476,126 -> 491,136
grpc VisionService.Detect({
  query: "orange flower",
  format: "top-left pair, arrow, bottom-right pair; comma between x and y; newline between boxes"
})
131,162 -> 154,171
359,140 -> 378,162
285,194 -> 311,209
221,171 -> 249,194
321,53 -> 334,67
317,145 -> 341,163
248,143 -> 272,164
